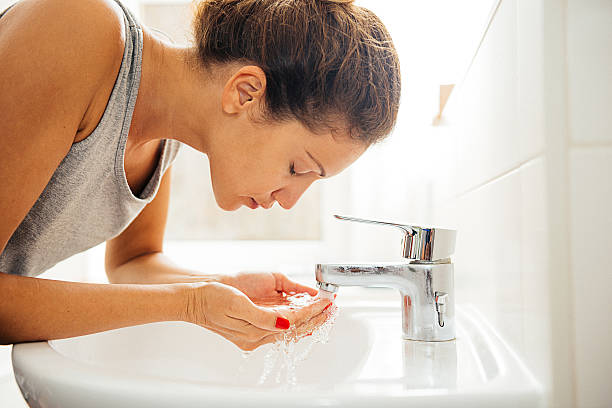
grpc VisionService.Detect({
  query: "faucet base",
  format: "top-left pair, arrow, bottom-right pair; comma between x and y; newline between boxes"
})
400,263 -> 454,342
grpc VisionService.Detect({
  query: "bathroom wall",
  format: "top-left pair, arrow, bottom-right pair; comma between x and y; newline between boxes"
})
566,1 -> 612,407
428,0 -> 611,407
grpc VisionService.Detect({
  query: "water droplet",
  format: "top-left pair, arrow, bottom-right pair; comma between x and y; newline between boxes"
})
256,294 -> 340,388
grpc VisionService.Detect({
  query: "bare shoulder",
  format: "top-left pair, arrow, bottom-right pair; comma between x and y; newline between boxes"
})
0,0 -> 126,100
0,0 -> 128,254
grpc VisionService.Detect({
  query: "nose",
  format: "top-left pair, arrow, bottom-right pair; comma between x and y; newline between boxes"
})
273,178 -> 315,210
260,200 -> 274,209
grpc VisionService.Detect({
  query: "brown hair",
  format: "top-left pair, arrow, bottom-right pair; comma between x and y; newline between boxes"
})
192,0 -> 401,145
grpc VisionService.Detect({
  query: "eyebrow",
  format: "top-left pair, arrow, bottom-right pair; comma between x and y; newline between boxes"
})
306,150 -> 326,178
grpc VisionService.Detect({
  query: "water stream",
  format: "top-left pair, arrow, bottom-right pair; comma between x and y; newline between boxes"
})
241,292 -> 340,388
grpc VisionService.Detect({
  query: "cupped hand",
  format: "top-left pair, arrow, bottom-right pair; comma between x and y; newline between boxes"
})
221,271 -> 335,340
220,271 -> 318,301
184,282 -> 331,351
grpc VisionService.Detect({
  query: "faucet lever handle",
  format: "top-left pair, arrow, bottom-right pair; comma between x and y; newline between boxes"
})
334,215 -> 456,262
334,215 -> 417,235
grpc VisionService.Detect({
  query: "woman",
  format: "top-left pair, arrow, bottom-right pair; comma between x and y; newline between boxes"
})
0,0 -> 400,351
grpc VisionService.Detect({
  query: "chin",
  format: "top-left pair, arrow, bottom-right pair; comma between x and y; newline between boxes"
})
214,195 -> 242,211
217,200 -> 241,211
210,183 -> 240,211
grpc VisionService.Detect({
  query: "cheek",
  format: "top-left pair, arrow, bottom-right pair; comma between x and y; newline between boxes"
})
207,156 -> 258,209
207,159 -> 239,208
207,140 -> 285,202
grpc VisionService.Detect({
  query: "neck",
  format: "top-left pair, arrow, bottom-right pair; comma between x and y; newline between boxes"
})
128,28 -> 218,155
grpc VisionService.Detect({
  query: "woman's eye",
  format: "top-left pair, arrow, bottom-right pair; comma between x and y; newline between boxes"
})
290,162 -> 296,176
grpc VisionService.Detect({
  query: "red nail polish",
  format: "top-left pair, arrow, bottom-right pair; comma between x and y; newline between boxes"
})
275,316 -> 290,330
334,294 -> 337,299
323,303 -> 332,312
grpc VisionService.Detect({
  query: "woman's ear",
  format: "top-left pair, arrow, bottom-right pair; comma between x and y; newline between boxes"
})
221,65 -> 267,115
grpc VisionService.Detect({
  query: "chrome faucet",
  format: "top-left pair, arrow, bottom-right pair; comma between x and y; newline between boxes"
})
316,215 -> 457,342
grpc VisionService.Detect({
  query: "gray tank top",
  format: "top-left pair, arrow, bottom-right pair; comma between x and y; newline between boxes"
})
0,0 -> 182,277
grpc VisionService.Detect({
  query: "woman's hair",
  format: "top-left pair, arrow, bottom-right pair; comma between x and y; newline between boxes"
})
192,0 -> 401,145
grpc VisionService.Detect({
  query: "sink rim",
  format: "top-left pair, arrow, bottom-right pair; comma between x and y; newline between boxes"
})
11,303 -> 544,406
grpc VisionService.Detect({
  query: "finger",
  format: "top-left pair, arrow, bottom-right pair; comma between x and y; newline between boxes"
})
248,331 -> 285,350
219,314 -> 285,341
201,316 -> 270,343
293,281 -> 319,296
205,323 -> 276,352
289,298 -> 332,325
273,273 -> 318,296
205,323 -> 241,340
226,307 -> 334,351
272,272 -> 300,294
295,308 -> 330,337
249,306 -> 333,349
228,295 -> 293,332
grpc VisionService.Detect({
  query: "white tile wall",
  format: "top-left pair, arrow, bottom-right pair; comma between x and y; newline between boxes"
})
444,0 -> 522,196
516,0 -> 546,159
439,165 -> 524,356
519,158 -> 552,392
436,156 -> 551,388
442,0 -> 549,199
430,0 -> 612,407
569,148 -> 612,408
567,0 -> 612,144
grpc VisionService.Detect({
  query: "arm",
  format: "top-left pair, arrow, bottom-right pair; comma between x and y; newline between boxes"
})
104,167 -> 319,298
0,0 -> 192,345
102,155 -> 331,350
0,273 -> 188,345
0,0 -> 325,347
105,166 -> 225,284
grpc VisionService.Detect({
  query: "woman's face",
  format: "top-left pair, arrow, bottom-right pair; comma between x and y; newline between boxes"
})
206,119 -> 366,211
194,64 -> 366,211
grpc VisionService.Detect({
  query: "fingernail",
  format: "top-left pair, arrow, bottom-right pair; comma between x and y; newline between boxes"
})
334,294 -> 337,299
323,303 -> 332,312
307,332 -> 313,336
275,316 -> 290,330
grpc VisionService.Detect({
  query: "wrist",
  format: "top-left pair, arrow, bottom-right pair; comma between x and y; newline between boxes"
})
175,282 -> 210,324
169,283 -> 196,323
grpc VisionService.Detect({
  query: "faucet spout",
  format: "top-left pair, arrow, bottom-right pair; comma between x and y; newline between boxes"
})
315,262 -> 455,342
317,215 -> 457,342
316,263 -> 418,291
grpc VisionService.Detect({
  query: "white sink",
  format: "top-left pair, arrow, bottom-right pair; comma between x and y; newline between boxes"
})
12,300 -> 543,408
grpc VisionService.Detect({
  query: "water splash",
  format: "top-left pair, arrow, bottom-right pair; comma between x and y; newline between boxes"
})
238,349 -> 254,373
254,293 -> 340,388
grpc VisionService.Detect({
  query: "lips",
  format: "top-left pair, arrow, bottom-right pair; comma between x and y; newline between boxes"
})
248,197 -> 259,209
245,197 -> 275,209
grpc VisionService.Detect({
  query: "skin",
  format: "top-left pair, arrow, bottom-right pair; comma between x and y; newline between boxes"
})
0,0 -> 365,350
126,45 -> 365,211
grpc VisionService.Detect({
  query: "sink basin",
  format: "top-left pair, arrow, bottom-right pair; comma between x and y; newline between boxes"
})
12,301 -> 543,407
